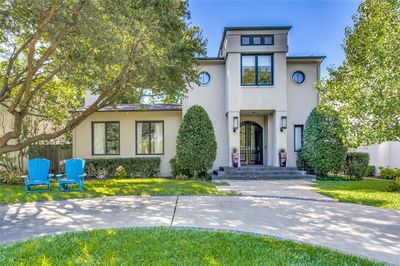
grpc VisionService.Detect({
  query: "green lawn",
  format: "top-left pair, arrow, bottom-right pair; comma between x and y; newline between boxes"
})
0,228 -> 380,266
316,178 -> 400,210
0,178 -> 233,204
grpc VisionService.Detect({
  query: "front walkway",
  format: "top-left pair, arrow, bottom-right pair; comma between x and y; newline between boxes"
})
217,179 -> 333,200
1,182 -> 399,265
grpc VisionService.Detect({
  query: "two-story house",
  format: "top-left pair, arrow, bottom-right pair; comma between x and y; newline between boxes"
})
73,26 -> 325,176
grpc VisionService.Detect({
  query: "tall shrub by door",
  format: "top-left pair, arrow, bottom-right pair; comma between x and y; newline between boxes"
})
176,105 -> 217,179
302,107 -> 347,176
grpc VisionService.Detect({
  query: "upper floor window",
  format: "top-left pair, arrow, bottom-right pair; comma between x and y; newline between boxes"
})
241,54 -> 273,86
92,122 -> 120,155
198,71 -> 211,86
292,71 -> 305,85
241,35 -> 274,46
136,121 -> 164,155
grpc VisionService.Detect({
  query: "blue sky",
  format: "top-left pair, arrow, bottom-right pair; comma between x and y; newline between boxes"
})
188,0 -> 362,77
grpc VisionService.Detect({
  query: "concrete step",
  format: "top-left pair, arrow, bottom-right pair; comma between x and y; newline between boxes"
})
215,170 -> 307,176
219,166 -> 299,171
212,174 -> 316,182
212,165 -> 315,182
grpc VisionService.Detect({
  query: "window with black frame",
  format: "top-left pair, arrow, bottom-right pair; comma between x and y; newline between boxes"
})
241,54 -> 273,86
241,35 -> 274,46
136,121 -> 164,155
92,122 -> 120,155
294,125 -> 304,152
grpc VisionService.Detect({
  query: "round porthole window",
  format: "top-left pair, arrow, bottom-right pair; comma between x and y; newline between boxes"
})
292,71 -> 305,85
199,71 -> 211,86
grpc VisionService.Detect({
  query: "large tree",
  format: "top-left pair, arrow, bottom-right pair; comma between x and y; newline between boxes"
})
319,0 -> 399,147
0,0 -> 205,154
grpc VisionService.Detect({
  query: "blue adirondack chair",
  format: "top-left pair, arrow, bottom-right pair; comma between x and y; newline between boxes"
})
22,159 -> 52,193
57,158 -> 86,192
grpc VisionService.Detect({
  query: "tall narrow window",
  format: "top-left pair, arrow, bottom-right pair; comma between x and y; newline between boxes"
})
241,55 -> 256,85
257,55 -> 272,85
294,125 -> 304,152
92,122 -> 120,155
136,121 -> 164,155
241,54 -> 273,86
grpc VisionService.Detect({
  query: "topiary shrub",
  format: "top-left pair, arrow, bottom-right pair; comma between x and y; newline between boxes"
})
302,107 -> 347,176
85,157 -> 160,178
344,152 -> 369,180
175,105 -> 217,179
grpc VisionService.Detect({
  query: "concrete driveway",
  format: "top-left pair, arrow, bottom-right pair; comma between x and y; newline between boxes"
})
1,181 -> 399,265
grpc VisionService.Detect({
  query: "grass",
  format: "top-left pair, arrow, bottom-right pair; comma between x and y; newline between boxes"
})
0,227 -> 380,266
0,178 -> 234,205
316,178 -> 400,210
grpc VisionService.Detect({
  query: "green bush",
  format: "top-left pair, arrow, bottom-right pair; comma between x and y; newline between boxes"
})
302,107 -> 347,176
85,158 -> 160,178
175,105 -> 217,179
386,179 -> 400,192
296,149 -> 313,173
169,157 -> 189,177
379,167 -> 400,180
366,165 -> 376,176
344,152 -> 369,180
0,171 -> 22,185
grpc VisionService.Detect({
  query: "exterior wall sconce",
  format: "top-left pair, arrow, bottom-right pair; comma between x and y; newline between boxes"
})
280,116 -> 287,132
233,116 -> 239,132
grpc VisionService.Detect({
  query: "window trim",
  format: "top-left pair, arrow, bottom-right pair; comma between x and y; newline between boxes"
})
241,35 -> 274,46
91,121 -> 120,156
294,125 -> 304,152
240,54 -> 274,86
135,121 -> 165,155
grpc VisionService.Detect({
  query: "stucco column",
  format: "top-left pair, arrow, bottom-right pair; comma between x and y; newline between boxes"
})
273,111 -> 288,166
227,111 -> 240,167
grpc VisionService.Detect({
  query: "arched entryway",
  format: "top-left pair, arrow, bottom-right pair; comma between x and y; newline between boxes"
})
240,121 -> 263,165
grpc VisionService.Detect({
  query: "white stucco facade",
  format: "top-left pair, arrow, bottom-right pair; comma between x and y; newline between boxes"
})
357,142 -> 400,173
73,26 -> 325,176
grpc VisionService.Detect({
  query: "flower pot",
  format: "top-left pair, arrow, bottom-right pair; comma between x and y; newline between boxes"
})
279,152 -> 287,167
232,152 -> 239,168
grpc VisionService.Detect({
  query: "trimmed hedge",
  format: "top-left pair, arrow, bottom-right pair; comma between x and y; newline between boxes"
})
379,167 -> 400,180
85,158 -> 160,178
344,152 -> 369,180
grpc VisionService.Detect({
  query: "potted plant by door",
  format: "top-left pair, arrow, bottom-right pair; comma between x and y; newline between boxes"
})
279,148 -> 287,167
232,147 -> 239,168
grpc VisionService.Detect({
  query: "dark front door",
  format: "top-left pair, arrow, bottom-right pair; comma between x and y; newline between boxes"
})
240,121 -> 263,165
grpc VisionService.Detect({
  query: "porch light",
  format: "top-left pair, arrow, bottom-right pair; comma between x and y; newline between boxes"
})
280,116 -> 287,132
233,116 -> 239,132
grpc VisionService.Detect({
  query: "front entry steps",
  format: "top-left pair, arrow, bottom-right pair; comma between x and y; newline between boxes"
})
212,165 -> 316,182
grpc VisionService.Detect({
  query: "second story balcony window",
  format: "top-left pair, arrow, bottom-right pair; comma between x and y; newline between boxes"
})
241,54 -> 273,86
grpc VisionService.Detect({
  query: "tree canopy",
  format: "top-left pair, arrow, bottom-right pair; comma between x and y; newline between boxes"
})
319,0 -> 400,147
0,0 -> 205,154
